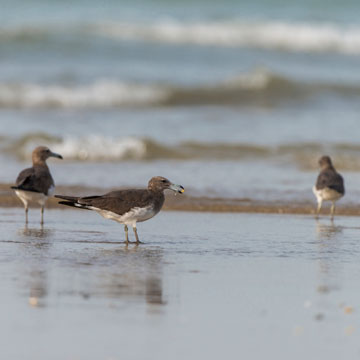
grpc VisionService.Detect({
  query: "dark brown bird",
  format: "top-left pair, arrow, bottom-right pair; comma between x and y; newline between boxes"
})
313,155 -> 344,219
55,176 -> 184,244
11,146 -> 63,224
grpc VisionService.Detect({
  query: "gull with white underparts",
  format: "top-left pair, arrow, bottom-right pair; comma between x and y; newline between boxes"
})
11,146 -> 63,224
313,155 -> 345,220
55,176 -> 184,244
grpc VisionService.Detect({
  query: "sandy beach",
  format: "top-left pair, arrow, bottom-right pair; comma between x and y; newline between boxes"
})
1,183 -> 359,216
1,208 -> 360,359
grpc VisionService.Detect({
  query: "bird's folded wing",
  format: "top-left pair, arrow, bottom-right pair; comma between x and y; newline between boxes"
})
316,170 -> 344,194
12,168 -> 41,193
78,190 -> 153,215
13,167 -> 54,194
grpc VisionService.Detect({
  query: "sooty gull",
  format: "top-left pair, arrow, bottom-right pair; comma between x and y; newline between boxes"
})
11,146 -> 63,224
55,176 -> 184,244
313,155 -> 344,219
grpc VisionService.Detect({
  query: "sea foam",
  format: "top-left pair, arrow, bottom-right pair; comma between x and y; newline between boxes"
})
0,81 -> 168,108
0,68 -> 359,109
2,20 -> 360,54
8,133 -> 360,170
94,20 -> 360,54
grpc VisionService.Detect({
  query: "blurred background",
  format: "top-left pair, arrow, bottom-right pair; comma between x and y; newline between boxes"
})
1,0 -> 360,203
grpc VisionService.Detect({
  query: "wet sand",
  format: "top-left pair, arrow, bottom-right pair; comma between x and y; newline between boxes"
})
1,183 -> 359,216
1,208 -> 360,359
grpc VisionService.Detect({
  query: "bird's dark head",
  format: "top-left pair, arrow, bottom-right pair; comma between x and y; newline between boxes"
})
148,176 -> 185,194
318,155 -> 333,170
32,146 -> 63,165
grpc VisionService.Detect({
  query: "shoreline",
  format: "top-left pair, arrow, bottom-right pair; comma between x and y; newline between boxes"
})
1,183 -> 358,216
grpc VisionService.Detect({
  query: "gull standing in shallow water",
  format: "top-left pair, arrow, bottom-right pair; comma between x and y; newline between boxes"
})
11,146 -> 63,224
313,155 -> 345,220
55,176 -> 185,244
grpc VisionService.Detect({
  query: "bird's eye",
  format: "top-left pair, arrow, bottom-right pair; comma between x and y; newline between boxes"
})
161,179 -> 167,183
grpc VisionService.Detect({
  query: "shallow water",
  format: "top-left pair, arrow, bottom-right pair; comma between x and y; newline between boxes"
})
1,208 -> 360,359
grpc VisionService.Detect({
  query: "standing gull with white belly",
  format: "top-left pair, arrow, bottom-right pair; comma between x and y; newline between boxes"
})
313,155 -> 345,220
55,176 -> 184,244
11,146 -> 63,224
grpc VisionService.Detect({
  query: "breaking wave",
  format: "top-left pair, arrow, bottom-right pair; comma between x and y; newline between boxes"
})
0,69 -> 359,109
3,133 -> 360,170
93,20 -> 360,54
2,20 -> 360,54
0,81 -> 168,108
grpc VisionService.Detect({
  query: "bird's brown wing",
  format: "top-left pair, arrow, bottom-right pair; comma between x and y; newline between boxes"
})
78,190 -> 159,215
13,166 -> 54,195
316,170 -> 345,195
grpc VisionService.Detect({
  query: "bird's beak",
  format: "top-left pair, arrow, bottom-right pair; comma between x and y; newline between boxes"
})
169,183 -> 185,194
50,152 -> 63,160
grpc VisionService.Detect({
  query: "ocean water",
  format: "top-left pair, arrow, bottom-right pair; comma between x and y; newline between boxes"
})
1,0 -> 360,202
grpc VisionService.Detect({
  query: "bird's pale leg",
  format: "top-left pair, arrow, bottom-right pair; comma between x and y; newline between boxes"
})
315,200 -> 322,219
330,201 -> 335,220
25,206 -> 29,224
124,225 -> 129,244
40,206 -> 44,225
20,198 -> 29,224
133,226 -> 141,244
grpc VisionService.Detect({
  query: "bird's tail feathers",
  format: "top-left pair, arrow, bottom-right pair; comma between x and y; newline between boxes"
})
57,200 -> 92,210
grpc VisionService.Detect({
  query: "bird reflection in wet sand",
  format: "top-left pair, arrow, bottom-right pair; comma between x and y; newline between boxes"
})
145,276 -> 164,306
314,219 -> 344,312
17,225 -> 53,307
315,220 -> 343,240
98,246 -> 166,307
20,225 -> 52,241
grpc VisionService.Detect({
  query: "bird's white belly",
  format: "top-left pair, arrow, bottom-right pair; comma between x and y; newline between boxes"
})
15,190 -> 48,206
313,186 -> 343,202
95,206 -> 156,226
